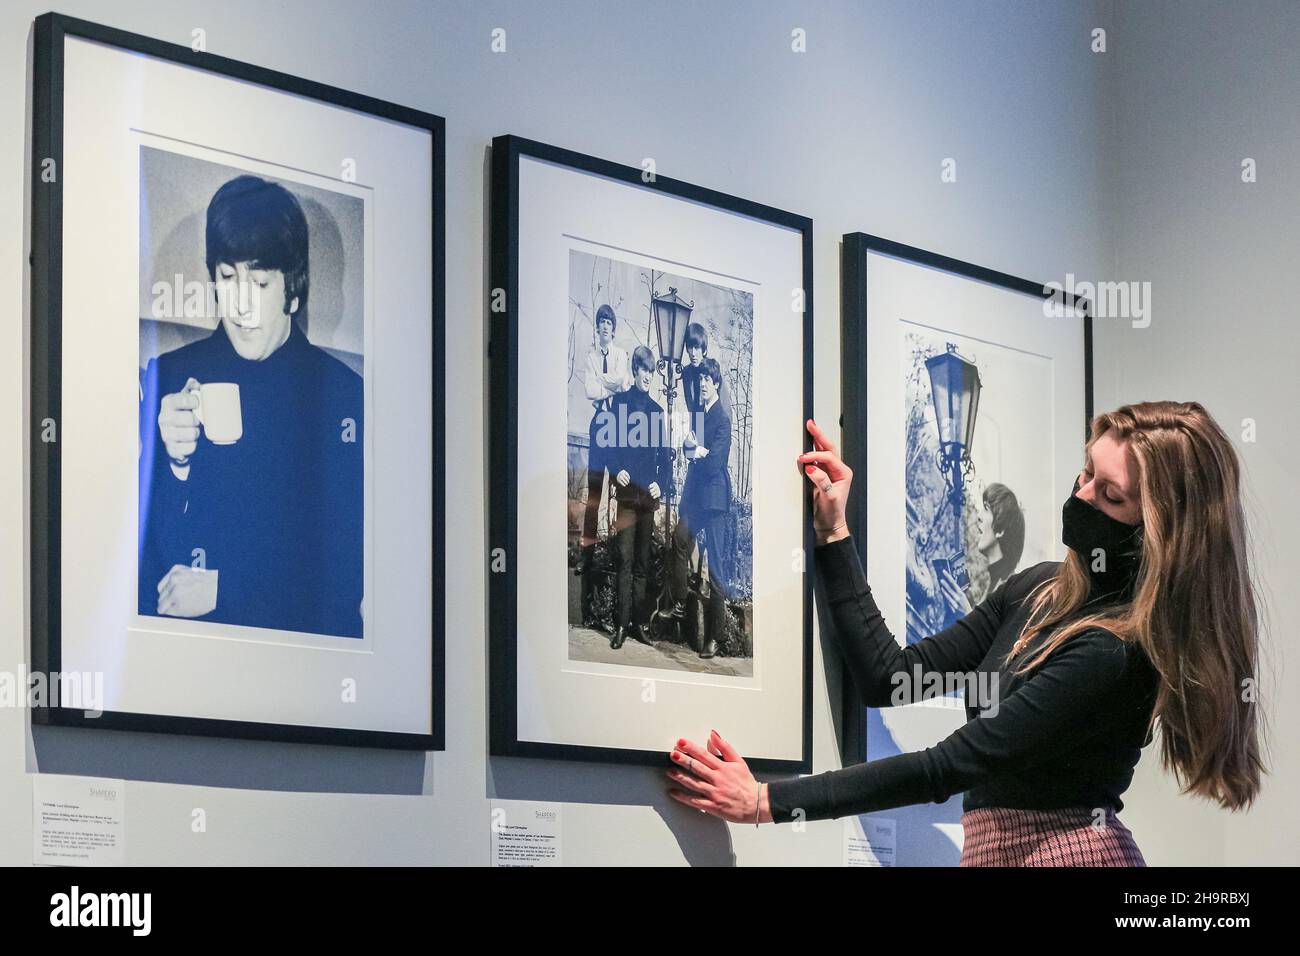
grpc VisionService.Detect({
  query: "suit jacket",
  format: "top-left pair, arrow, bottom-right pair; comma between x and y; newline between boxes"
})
681,363 -> 703,415
679,398 -> 732,533
604,385 -> 671,513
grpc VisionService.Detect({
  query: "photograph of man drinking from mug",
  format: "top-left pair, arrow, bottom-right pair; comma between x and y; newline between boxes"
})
138,173 -> 365,638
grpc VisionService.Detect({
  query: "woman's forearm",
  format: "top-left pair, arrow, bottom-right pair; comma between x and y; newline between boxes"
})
813,536 -> 912,705
814,536 -> 1003,707
765,752 -> 937,823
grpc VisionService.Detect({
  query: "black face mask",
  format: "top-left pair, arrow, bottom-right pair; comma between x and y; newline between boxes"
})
1062,476 -> 1144,601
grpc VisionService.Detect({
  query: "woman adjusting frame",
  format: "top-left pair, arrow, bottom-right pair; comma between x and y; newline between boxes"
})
666,401 -> 1265,866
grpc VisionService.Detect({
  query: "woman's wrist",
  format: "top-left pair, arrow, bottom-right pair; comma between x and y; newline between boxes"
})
814,521 -> 850,546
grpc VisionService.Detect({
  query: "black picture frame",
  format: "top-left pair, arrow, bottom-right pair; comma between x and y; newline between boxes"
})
838,232 -> 1092,765
29,12 -> 446,750
488,135 -> 814,772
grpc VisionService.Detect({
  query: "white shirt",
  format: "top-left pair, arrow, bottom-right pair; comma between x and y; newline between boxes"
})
584,343 -> 632,404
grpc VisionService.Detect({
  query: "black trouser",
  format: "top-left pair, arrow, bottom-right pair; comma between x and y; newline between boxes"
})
669,514 -> 727,644
614,503 -> 655,629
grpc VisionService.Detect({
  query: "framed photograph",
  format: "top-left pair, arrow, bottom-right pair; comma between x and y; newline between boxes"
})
29,14 -> 445,749
839,233 -> 1090,859
489,135 -> 813,771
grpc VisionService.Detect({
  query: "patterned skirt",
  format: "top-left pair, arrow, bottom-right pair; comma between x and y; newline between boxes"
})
959,806 -> 1146,867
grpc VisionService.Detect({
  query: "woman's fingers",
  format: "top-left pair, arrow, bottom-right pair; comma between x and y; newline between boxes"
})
803,463 -> 832,492
667,788 -> 711,813
797,449 -> 851,481
666,768 -> 713,796
672,738 -> 720,777
806,418 -> 838,456
709,729 -> 743,762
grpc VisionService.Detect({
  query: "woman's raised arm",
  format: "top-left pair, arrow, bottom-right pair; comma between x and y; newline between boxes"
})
813,536 -> 1011,706
799,419 -> 1011,706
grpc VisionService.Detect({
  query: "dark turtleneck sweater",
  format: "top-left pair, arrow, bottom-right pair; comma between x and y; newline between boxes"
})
138,321 -> 364,637
766,537 -> 1159,823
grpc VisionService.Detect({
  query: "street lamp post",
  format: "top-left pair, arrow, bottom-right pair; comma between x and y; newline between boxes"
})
651,286 -> 693,626
925,344 -> 982,591
652,285 -> 694,496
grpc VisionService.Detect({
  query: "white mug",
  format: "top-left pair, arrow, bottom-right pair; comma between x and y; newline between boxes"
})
189,382 -> 243,445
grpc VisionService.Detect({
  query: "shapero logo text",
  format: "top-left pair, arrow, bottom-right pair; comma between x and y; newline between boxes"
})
49,886 -> 151,936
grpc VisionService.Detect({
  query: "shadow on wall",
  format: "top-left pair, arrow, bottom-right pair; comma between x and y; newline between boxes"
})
31,725 -> 427,795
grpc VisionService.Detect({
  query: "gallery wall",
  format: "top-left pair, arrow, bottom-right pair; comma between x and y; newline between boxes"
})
1101,0 -> 1300,867
0,0 -> 1281,865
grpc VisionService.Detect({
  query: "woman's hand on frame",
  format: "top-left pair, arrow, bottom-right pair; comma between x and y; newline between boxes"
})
666,730 -> 772,824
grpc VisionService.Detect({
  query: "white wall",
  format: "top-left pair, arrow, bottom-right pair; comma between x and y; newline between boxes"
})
1101,0 -> 1300,866
4,0 -> 1273,866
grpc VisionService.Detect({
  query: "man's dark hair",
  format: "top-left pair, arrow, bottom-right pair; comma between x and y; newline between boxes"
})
595,303 -> 617,334
983,482 -> 1025,585
699,357 -> 723,389
631,345 -> 656,375
206,175 -> 309,320
684,322 -> 709,353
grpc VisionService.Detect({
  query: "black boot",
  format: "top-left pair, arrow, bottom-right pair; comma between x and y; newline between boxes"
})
610,626 -> 627,650
699,637 -> 718,659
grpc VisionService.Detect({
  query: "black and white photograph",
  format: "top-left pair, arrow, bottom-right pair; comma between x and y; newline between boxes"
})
137,145 -> 368,639
489,135 -> 811,770
566,251 -> 755,676
839,234 -> 1093,865
901,325 -> 1054,645
28,14 -> 444,749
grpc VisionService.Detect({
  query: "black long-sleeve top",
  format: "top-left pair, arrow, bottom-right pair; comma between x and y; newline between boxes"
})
766,537 -> 1159,823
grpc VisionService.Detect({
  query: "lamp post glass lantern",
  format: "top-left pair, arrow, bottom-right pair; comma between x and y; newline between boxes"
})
925,345 -> 981,467
653,286 -> 693,372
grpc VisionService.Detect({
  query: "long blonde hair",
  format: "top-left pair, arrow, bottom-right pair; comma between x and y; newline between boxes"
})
1008,400 -> 1266,811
